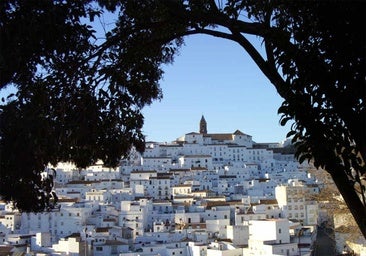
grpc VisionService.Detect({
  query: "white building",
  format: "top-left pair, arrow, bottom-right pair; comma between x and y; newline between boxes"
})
207,241 -> 243,256
275,184 -> 319,225
178,155 -> 213,169
141,157 -> 172,171
30,232 -> 52,251
93,240 -> 129,256
0,212 -> 21,234
52,233 -> 82,255
244,219 -> 298,256
119,199 -> 152,238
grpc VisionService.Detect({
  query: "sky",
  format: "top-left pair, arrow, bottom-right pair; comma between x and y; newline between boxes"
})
141,34 -> 291,143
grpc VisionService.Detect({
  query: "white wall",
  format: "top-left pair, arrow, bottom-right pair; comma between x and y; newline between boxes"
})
249,219 -> 290,244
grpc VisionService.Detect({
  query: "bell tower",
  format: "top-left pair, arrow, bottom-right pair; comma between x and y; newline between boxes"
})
199,115 -> 207,134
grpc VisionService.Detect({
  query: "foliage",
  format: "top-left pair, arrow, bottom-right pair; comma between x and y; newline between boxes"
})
1,0 -> 365,236
0,0 -> 172,211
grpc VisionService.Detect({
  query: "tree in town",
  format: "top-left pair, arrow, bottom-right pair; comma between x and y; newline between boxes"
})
0,0 -> 163,211
1,0 -> 365,236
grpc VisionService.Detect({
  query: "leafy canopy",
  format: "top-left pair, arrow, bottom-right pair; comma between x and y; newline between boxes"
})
0,0 -> 174,210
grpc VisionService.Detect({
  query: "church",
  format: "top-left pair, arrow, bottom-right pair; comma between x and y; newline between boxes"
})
176,116 -> 253,148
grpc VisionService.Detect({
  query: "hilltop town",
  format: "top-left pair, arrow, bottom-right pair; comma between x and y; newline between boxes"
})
0,117 -> 364,255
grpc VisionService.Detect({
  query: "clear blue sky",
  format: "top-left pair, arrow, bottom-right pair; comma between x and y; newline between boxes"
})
142,34 -> 290,143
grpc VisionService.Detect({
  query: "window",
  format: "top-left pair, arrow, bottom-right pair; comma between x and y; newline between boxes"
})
96,247 -> 103,251
279,228 -> 281,234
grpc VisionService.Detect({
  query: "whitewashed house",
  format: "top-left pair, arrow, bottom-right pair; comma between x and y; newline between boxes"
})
244,219 -> 298,256
142,157 -> 172,171
275,184 -> 319,225
52,233 -> 82,255
119,199 -> 152,238
207,241 -> 243,256
0,212 -> 21,234
178,155 -> 213,169
93,239 -> 129,256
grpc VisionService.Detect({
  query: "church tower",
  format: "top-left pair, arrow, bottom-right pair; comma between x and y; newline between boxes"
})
199,115 -> 207,134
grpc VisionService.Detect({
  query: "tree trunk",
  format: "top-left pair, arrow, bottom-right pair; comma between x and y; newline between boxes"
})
329,164 -> 366,238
